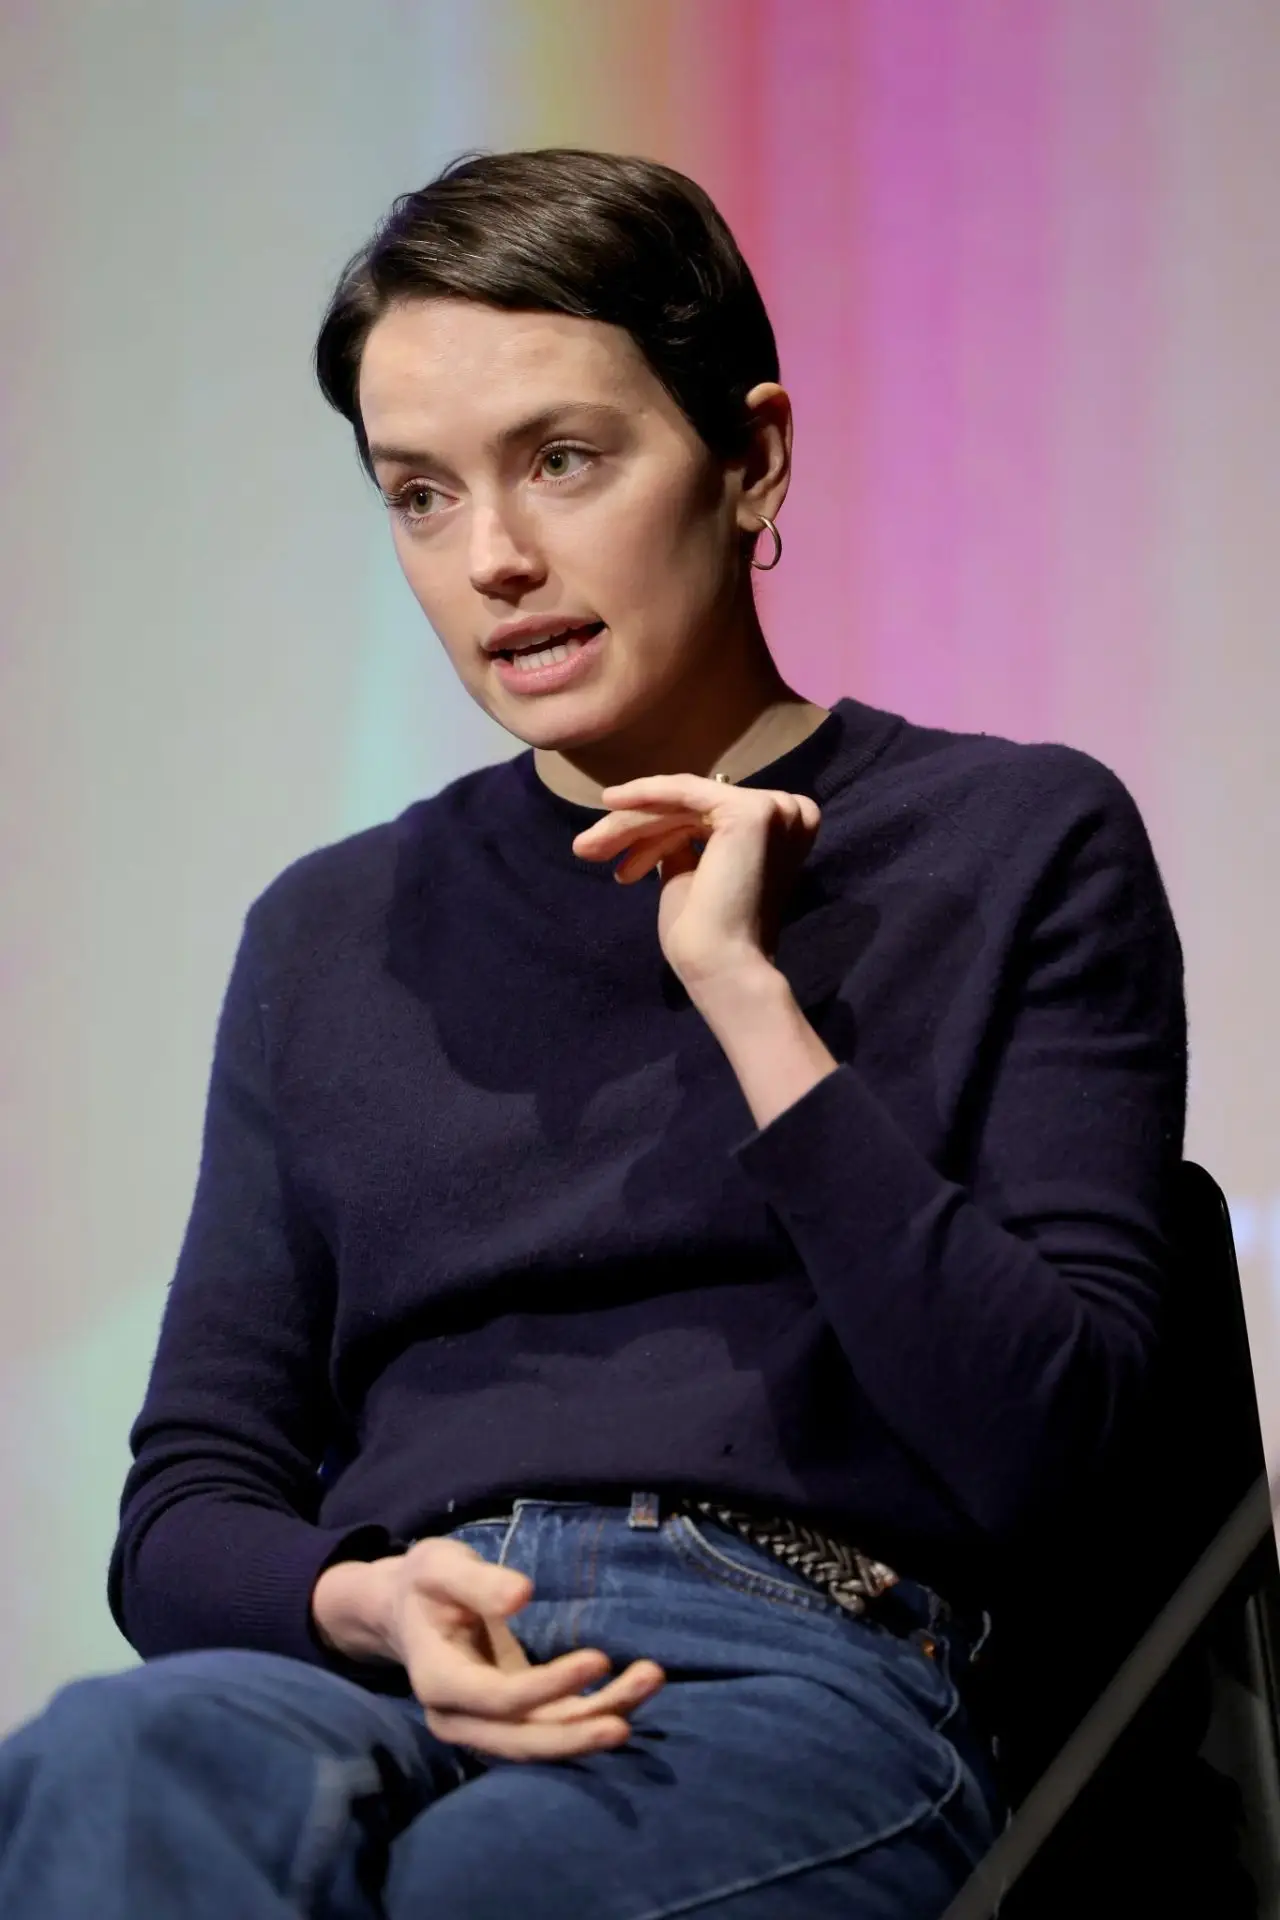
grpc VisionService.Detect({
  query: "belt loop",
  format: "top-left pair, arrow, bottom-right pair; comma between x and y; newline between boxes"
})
628,1491 -> 661,1530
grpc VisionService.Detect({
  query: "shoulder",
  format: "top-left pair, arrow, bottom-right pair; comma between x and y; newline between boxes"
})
847,710 -> 1185,1027
236,759 -> 506,974
849,703 -> 1157,867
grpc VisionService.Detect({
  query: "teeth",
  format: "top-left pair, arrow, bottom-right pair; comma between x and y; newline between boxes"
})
510,635 -> 586,671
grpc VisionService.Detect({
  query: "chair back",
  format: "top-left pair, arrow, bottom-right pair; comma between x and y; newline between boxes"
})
996,1160 -> 1278,1915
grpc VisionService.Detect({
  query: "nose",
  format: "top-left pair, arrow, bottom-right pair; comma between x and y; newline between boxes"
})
467,496 -> 544,598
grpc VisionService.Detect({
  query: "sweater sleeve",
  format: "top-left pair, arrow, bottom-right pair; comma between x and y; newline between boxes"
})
107,904 -> 401,1668
732,757 -> 1187,1549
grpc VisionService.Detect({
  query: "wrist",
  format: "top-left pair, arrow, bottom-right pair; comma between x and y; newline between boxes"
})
311,1554 -> 398,1664
687,962 -> 840,1133
684,957 -> 792,1031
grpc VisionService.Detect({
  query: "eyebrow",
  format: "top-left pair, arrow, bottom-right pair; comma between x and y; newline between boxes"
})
366,402 -> 629,474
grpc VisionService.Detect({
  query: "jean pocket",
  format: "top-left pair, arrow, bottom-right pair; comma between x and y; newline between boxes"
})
662,1511 -> 841,1615
438,1518 -> 512,1563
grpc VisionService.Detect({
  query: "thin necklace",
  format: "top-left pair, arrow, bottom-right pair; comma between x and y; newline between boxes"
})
709,703 -> 829,786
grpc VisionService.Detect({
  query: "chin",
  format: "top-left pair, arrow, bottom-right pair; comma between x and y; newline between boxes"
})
491,680 -> 644,753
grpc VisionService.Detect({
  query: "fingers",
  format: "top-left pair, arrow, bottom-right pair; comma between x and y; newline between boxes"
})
475,1609 -> 537,1675
596,774 -> 734,813
407,1631 -> 613,1723
585,806 -> 706,863
406,1537 -> 533,1620
425,1659 -> 666,1761
614,823 -> 701,884
593,805 -> 744,874
764,791 -> 819,835
576,786 -> 821,867
527,1658 -> 666,1725
595,775 -> 821,831
610,793 -> 817,885
425,1704 -> 636,1762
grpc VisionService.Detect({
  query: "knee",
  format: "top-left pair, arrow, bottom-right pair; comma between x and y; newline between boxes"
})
39,1650 -> 292,1754
0,1659 -> 222,1811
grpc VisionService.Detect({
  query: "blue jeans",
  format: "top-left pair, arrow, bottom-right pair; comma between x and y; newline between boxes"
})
0,1497 -> 1002,1917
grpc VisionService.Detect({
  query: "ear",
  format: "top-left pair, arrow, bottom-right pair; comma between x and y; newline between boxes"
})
734,382 -> 793,537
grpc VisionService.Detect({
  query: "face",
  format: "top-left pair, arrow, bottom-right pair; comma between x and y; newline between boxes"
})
357,298 -> 775,753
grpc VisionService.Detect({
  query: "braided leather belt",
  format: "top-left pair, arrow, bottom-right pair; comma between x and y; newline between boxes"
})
673,1496 -> 900,1618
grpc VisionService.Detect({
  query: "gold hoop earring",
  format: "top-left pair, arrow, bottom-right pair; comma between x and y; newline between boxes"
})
749,514 -> 782,571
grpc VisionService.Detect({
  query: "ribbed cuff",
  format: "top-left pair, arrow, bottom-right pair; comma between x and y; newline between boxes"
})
115,1503 -> 408,1680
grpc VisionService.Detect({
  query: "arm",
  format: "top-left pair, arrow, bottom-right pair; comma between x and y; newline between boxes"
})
108,905 -> 397,1667
709,770 -> 1186,1549
689,964 -> 840,1132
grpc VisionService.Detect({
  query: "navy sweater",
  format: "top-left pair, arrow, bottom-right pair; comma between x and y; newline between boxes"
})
109,697 -> 1186,1675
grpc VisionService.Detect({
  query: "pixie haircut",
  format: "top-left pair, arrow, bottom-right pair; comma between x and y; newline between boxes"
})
313,148 -> 779,481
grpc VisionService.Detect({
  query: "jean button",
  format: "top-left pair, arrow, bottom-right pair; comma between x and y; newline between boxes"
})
627,1492 -> 661,1530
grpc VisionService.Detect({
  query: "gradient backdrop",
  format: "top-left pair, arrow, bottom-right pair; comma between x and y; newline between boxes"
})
2,0 -> 1278,1733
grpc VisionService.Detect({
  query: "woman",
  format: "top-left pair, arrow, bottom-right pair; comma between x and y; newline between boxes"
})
0,150 -> 1185,1918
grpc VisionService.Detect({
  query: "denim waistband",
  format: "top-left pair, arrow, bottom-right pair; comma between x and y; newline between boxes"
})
434,1489 -> 991,1666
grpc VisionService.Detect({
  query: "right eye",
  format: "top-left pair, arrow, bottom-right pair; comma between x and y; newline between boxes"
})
386,482 -> 445,528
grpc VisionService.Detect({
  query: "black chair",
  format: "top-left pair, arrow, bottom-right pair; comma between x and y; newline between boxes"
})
1181,1165 -> 1280,1909
989,1162 -> 1280,1917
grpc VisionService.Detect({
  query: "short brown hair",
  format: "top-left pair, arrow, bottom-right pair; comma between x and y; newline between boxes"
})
314,148 -> 779,480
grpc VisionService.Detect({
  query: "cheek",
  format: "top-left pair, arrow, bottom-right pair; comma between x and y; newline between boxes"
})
393,526 -> 446,605
391,535 -> 476,662
598,472 -> 728,614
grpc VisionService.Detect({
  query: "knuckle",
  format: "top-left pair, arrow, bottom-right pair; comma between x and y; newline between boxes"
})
406,1535 -> 452,1575
407,1535 -> 479,1595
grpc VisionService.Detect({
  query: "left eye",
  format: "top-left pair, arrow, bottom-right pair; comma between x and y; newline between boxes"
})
538,447 -> 591,480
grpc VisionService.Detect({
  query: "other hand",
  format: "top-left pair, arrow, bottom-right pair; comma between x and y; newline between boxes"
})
313,1539 -> 665,1762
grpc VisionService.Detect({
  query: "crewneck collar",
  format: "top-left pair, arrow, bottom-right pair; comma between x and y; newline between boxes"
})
500,696 -> 903,877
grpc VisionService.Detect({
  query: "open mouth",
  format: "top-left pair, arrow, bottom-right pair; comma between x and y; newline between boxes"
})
497,620 -> 605,668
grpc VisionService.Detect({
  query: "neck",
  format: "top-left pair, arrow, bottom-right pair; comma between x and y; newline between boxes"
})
532,622 -> 830,808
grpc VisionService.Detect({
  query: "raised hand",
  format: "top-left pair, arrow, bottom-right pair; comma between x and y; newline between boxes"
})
572,775 -> 820,997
